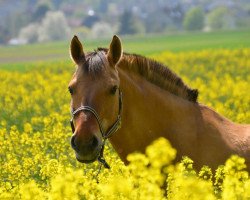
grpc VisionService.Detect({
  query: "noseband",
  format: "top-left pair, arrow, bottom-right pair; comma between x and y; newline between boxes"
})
70,89 -> 123,169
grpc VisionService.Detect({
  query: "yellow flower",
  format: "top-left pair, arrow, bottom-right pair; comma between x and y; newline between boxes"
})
0,49 -> 249,199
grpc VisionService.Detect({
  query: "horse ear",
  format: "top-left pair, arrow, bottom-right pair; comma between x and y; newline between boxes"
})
108,35 -> 123,66
70,35 -> 85,64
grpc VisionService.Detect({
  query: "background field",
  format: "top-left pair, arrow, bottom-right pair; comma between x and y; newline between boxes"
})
1,30 -> 250,199
0,29 -> 249,66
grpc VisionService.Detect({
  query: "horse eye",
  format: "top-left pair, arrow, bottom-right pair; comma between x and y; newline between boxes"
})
68,87 -> 73,95
111,85 -> 118,95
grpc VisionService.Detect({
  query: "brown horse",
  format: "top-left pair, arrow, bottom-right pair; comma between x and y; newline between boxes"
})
68,35 -> 250,171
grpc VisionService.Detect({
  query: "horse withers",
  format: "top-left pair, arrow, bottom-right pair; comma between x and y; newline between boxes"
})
68,35 -> 250,171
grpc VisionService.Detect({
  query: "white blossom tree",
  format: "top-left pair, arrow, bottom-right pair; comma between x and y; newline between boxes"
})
38,11 -> 71,42
19,23 -> 39,43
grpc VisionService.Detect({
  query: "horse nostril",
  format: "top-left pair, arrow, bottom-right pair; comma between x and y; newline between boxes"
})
71,135 -> 99,152
91,136 -> 99,148
71,135 -> 79,151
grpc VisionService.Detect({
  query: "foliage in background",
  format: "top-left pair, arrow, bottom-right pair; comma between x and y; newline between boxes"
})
32,0 -> 52,22
119,10 -> 145,35
19,11 -> 71,43
91,22 -> 117,39
183,7 -> 204,31
1,0 -> 250,44
19,23 -> 39,44
0,48 -> 249,199
207,7 -> 235,30
38,11 -> 71,42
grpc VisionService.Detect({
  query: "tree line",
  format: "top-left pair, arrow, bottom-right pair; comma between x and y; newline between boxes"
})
1,0 -> 250,44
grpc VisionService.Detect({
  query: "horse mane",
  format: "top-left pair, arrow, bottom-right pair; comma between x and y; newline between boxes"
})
88,48 -> 198,102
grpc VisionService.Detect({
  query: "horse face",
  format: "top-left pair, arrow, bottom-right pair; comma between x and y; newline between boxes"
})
68,35 -> 122,163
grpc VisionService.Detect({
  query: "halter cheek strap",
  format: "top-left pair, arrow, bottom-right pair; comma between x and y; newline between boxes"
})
70,89 -> 123,168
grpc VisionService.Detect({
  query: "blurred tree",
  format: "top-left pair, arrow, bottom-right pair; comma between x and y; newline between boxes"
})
119,10 -> 145,35
38,11 -> 71,42
32,0 -> 52,22
163,3 -> 185,30
234,3 -> 250,28
82,15 -> 100,28
5,10 -> 30,39
144,12 -> 169,33
98,0 -> 108,12
0,25 -> 10,44
207,7 -> 235,30
73,26 -> 91,39
91,22 -> 115,38
183,7 -> 205,31
19,23 -> 39,43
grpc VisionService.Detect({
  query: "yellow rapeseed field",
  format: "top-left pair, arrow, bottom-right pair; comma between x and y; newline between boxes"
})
0,49 -> 250,199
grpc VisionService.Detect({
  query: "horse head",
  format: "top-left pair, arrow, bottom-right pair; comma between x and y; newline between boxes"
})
68,35 -> 123,164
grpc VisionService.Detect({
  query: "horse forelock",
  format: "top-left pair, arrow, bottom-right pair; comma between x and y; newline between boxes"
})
85,48 -> 198,102
80,50 -> 108,75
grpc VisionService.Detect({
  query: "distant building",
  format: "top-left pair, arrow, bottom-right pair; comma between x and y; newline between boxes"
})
8,38 -> 27,45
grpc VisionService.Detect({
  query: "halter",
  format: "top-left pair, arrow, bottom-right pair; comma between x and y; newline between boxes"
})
70,89 -> 123,169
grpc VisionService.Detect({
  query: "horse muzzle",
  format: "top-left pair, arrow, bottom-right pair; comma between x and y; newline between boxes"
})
71,134 -> 102,163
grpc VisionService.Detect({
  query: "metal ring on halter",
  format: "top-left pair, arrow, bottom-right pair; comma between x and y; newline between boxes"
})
70,89 -> 123,168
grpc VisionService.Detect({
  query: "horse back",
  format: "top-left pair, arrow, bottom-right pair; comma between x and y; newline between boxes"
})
196,104 -> 250,171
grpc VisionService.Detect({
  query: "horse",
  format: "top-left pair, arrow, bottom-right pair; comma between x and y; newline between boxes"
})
68,35 -> 250,172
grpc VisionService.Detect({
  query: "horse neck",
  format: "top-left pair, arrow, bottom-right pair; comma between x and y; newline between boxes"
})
109,66 -> 200,162
107,60 -> 250,169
